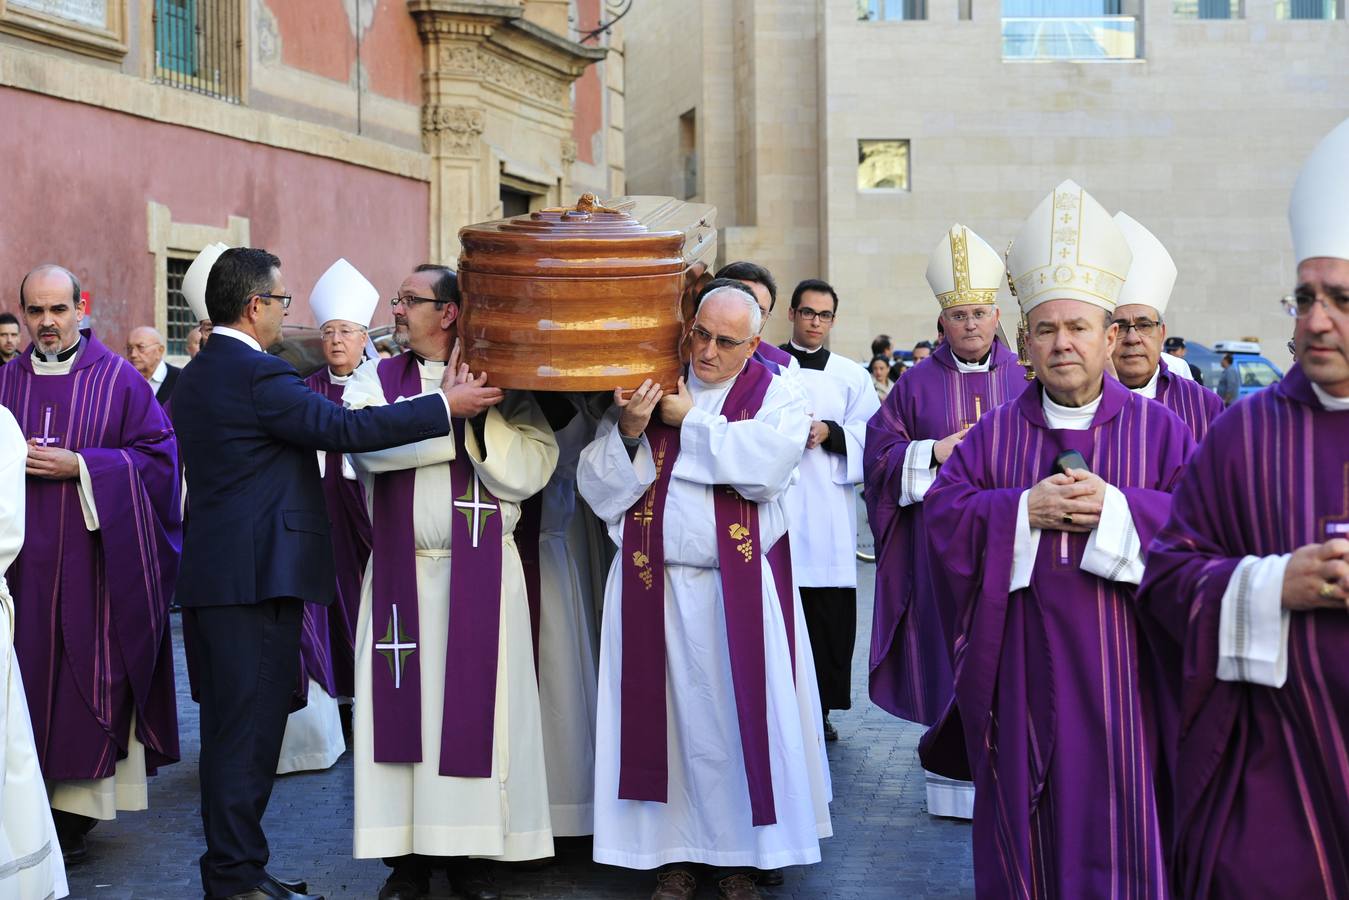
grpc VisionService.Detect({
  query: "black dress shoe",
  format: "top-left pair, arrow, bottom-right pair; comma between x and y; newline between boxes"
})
218,880 -> 324,900
757,868 -> 785,886
59,833 -> 87,865
267,873 -> 308,894
450,864 -> 500,900
377,871 -> 428,900
823,714 -> 839,742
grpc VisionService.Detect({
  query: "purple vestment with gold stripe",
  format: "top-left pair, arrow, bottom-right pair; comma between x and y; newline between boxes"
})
1139,364 -> 1349,899
926,376 -> 1193,899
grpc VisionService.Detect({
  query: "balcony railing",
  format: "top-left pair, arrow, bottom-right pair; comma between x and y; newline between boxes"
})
1002,15 -> 1138,60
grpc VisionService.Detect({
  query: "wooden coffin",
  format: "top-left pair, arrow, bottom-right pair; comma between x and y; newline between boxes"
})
457,194 -> 717,392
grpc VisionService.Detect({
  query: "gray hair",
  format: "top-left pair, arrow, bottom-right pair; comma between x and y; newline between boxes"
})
699,284 -> 763,336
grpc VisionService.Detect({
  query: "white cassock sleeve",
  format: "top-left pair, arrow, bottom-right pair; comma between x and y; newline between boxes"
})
898,439 -> 937,508
462,391 -> 559,503
1081,484 -> 1144,584
0,412 -> 26,576
1010,489 -> 1042,592
1216,554 -> 1291,688
75,454 -> 100,531
830,368 -> 881,487
672,380 -> 809,502
576,415 -> 658,525
343,359 -> 459,474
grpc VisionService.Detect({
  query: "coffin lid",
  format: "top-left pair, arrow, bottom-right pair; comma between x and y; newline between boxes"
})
457,194 -> 717,277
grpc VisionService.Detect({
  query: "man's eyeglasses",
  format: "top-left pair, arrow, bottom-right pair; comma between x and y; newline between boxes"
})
388,295 -> 445,310
945,308 -> 993,324
1112,319 -> 1161,337
1281,292 -> 1349,318
125,342 -> 161,353
256,292 -> 292,309
794,306 -> 835,323
321,326 -> 367,340
687,324 -> 753,352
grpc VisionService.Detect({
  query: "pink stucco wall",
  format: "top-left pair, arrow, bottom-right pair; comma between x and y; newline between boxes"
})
0,86 -> 428,348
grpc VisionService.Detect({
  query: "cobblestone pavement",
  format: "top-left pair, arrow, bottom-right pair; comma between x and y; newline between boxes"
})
66,561 -> 973,899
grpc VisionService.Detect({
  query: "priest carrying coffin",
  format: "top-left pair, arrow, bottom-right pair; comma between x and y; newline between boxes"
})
1138,116 -> 1349,899
577,284 -> 831,900
924,181 -> 1196,898
0,264 -> 181,863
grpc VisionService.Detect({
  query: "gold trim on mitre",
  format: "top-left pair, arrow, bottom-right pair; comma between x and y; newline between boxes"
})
1008,184 -> 1129,314
937,226 -> 999,310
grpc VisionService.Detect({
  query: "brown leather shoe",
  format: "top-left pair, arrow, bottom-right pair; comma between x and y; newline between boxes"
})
650,868 -> 697,900
717,873 -> 763,900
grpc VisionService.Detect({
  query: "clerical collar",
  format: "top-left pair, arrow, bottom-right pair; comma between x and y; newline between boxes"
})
1041,386 -> 1102,431
953,350 -> 991,373
1129,365 -> 1162,400
1311,382 -> 1349,411
789,341 -> 823,354
212,325 -> 262,352
414,355 -> 447,371
328,368 -> 354,385
782,341 -> 830,370
37,337 -> 81,363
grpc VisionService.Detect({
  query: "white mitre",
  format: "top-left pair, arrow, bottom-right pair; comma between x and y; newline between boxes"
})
310,258 -> 379,329
1006,180 -> 1132,315
1114,212 -> 1178,318
925,224 -> 1004,309
182,242 -> 230,322
1290,116 -> 1349,265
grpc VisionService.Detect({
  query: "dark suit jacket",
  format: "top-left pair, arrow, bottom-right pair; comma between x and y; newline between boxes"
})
173,332 -> 449,608
155,362 -> 180,406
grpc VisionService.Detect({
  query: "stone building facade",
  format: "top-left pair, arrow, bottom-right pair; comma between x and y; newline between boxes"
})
624,0 -> 1349,364
0,0 -> 624,356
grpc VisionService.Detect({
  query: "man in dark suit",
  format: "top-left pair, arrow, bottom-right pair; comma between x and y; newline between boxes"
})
172,248 -> 502,900
126,325 -> 180,406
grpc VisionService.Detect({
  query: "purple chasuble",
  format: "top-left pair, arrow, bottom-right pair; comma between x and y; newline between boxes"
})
0,330 -> 181,778
925,376 -> 1193,899
1138,364 -> 1349,899
1151,365 -> 1225,444
369,352 -> 504,777
864,339 -> 1026,725
304,368 -> 373,698
619,359 -> 779,826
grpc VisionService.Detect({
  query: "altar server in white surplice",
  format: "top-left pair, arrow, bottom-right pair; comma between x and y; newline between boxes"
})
0,405 -> 69,899
344,265 -> 559,900
578,285 -> 831,900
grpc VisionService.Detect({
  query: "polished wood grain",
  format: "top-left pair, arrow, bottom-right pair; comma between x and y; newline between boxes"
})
457,194 -> 716,392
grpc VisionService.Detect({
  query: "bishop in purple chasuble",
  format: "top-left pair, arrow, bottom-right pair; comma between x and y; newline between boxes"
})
1138,364 -> 1349,899
925,376 -> 1193,899
864,339 -> 1027,725
0,330 -> 181,798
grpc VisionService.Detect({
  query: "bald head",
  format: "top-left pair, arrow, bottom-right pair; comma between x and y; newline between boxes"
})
126,326 -> 166,379
688,286 -> 763,384
19,264 -> 84,356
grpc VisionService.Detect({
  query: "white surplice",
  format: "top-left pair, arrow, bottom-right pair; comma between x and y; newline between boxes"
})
536,411 -> 600,836
344,359 -> 559,861
578,367 -> 833,870
781,348 -> 879,587
275,678 -> 344,775
0,406 -> 69,899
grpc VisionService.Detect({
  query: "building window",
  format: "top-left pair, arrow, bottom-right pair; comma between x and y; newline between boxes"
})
500,186 -> 533,218
165,256 -> 196,357
679,109 -> 698,200
1275,0 -> 1337,17
858,0 -> 928,19
154,0 -> 243,103
1002,0 -> 1139,59
858,140 -> 910,192
1174,0 -> 1241,17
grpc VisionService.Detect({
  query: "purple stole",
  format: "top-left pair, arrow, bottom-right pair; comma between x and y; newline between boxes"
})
369,352 -> 504,777
619,359 -> 778,827
751,345 -> 797,679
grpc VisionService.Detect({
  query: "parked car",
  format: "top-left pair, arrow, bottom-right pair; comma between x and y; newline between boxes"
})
1186,340 -> 1283,400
